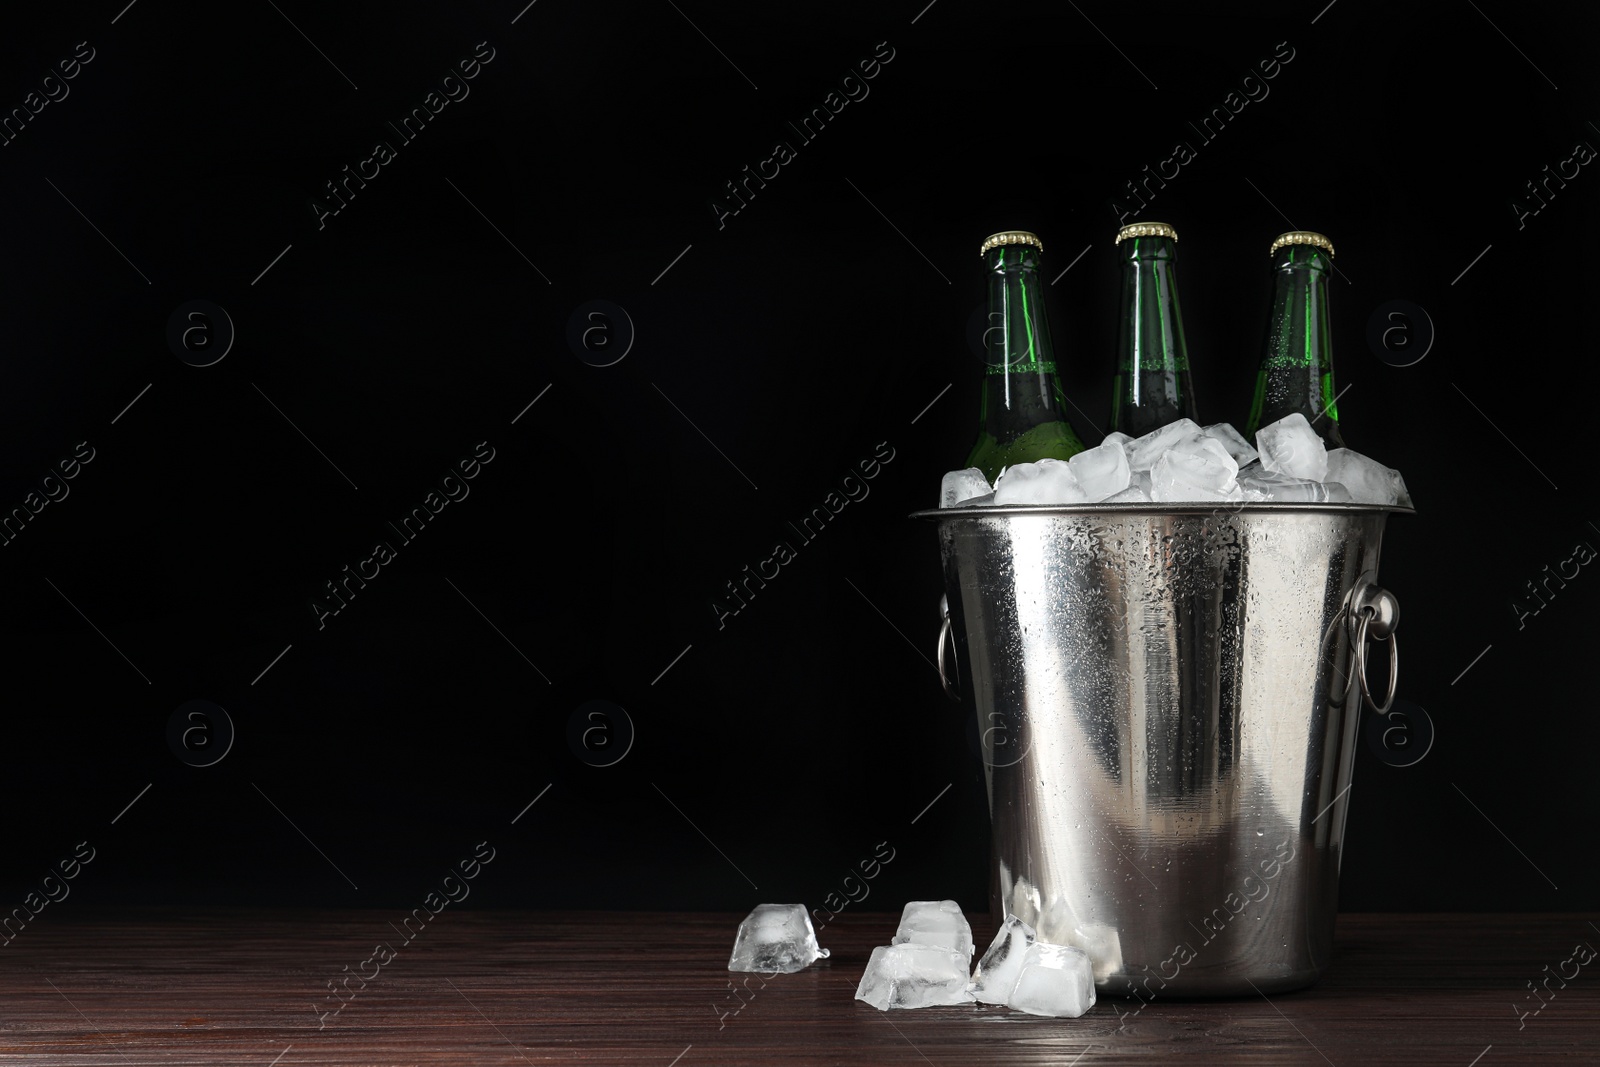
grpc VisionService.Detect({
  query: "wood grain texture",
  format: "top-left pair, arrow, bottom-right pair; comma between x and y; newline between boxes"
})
1,910 -> 1594,1064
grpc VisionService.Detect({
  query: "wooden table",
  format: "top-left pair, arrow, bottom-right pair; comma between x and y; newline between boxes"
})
3,910 -> 1594,1064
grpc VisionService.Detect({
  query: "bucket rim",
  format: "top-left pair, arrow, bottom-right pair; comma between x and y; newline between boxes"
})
910,501 -> 1416,521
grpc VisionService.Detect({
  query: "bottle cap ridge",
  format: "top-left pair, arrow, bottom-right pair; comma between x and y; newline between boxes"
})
980,231 -> 1043,257
1115,221 -> 1178,244
1270,230 -> 1335,257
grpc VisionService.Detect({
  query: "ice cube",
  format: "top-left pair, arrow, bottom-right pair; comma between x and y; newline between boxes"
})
1203,422 -> 1259,467
1133,470 -> 1152,496
1255,413 -> 1328,482
1326,449 -> 1411,506
728,903 -> 830,974
892,900 -> 974,960
1169,432 -> 1239,470
1067,440 -> 1132,501
1064,922 -> 1124,980
993,459 -> 1086,505
1126,418 -> 1203,472
939,467 -> 992,509
1099,485 -> 1151,504
1238,465 -> 1339,503
970,915 -> 1036,1005
959,492 -> 996,507
1100,431 -> 1133,451
855,943 -> 976,1010
1006,942 -> 1096,1018
1149,446 -> 1240,502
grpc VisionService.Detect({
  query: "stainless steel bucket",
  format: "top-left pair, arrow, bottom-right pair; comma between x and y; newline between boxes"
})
913,500 -> 1409,998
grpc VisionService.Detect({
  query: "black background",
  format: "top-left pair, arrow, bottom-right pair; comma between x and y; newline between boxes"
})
1,0 -> 1595,917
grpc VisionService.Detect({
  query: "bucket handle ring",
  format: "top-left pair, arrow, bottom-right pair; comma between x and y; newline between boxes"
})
937,594 -> 961,702
1350,583 -> 1400,715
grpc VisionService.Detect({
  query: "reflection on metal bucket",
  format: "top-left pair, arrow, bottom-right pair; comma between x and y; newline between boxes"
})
915,501 -> 1408,997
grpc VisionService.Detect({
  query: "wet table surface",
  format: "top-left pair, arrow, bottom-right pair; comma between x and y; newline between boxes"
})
3,910 -> 1595,1065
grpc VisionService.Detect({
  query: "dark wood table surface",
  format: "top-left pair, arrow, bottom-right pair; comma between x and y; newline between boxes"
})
3,910 -> 1594,1065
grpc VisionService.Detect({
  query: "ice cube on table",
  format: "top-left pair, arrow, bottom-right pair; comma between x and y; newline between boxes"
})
939,467 -> 993,508
1149,445 -> 1240,502
728,903 -> 830,974
1007,942 -> 1096,1018
970,915 -> 1036,1005
855,943 -> 976,1010
1126,418 -> 1203,472
1238,464 -> 1338,502
1255,413 -> 1329,482
892,900 -> 974,961
1326,448 -> 1411,506
993,459 -> 1086,505
1067,439 -> 1132,501
1064,922 -> 1124,980
1203,422 -> 1259,467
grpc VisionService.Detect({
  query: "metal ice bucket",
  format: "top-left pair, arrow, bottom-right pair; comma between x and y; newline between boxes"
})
913,500 -> 1409,997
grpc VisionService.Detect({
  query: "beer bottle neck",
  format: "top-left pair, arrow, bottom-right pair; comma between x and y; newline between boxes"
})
1248,245 -> 1344,446
1111,234 -> 1196,435
979,244 -> 1067,437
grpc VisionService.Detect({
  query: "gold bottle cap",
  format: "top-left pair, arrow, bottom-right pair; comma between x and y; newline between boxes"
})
1115,221 -> 1178,244
1270,230 -> 1335,257
980,230 -> 1043,257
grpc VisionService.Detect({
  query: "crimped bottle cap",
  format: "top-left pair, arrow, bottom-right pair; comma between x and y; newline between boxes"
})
1116,221 -> 1178,244
1270,230 -> 1335,257
980,231 -> 1043,257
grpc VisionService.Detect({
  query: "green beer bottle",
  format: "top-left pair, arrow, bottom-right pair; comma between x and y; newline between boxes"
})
1245,230 -> 1346,448
1109,221 -> 1198,436
966,231 -> 1086,481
